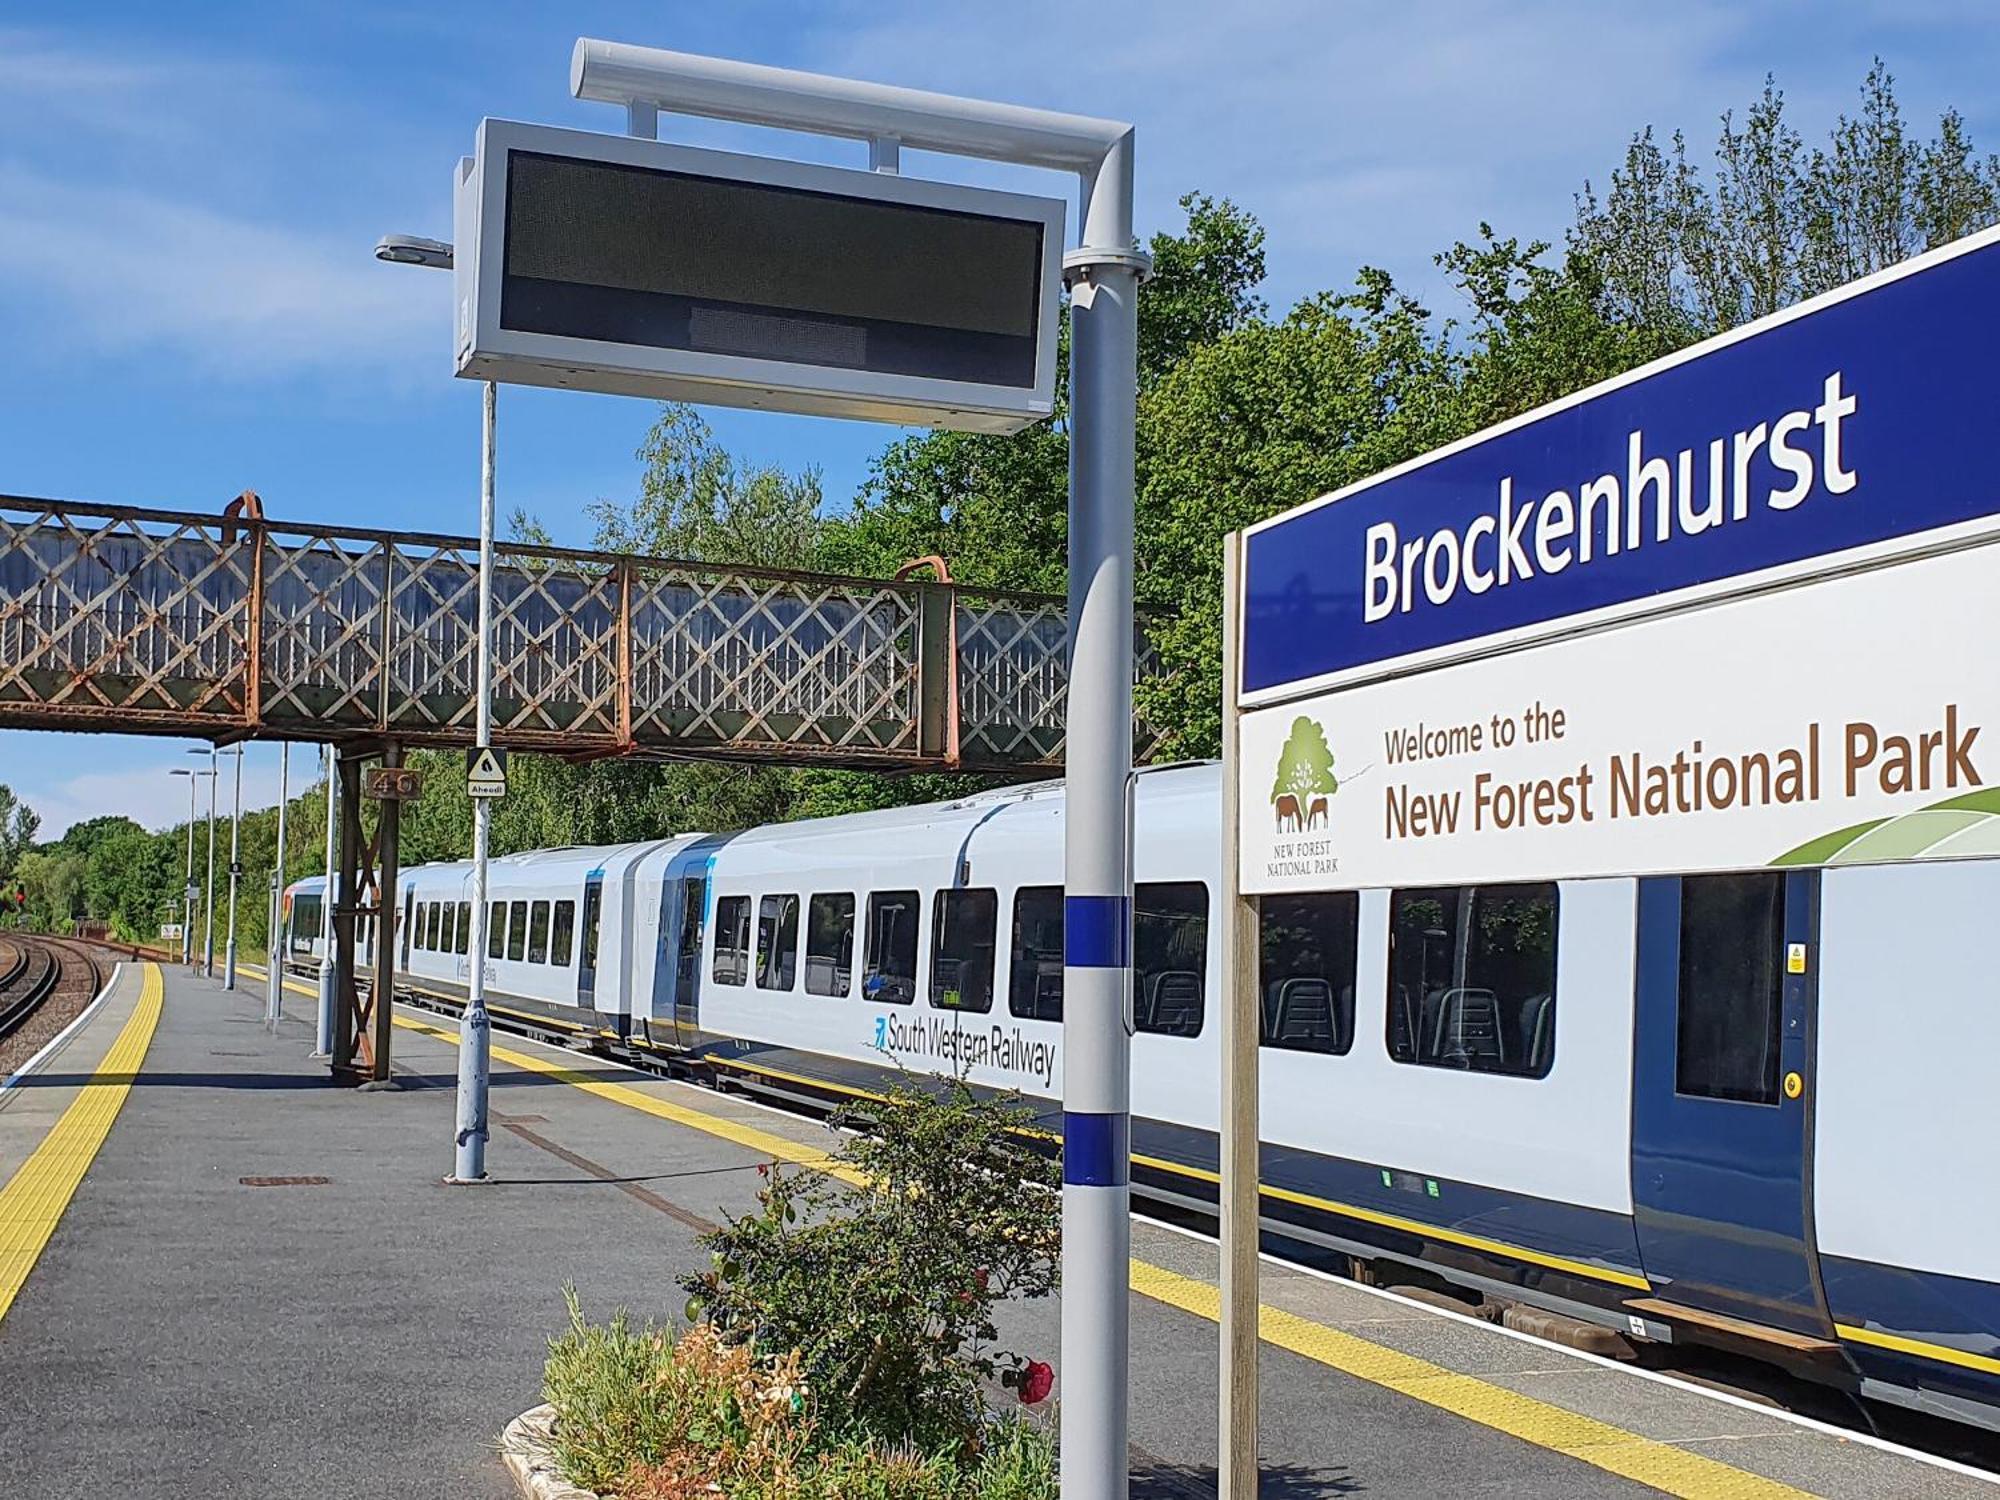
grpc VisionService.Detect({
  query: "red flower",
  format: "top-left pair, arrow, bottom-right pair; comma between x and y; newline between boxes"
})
756,1163 -> 769,1177
972,1268 -> 989,1294
1018,1359 -> 1054,1405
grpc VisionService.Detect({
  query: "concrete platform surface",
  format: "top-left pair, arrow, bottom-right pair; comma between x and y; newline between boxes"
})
0,961 -> 1989,1499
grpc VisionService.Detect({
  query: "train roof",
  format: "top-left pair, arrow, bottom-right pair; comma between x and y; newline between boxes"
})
283,761 -> 1221,893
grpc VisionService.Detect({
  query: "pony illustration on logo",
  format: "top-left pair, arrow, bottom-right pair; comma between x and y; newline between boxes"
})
1272,716 -> 1338,832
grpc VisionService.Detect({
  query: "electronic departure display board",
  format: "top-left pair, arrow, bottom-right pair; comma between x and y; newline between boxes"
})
454,120 -> 1065,432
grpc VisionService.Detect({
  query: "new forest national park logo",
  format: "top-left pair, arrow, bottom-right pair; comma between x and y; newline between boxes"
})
1272,716 -> 1339,832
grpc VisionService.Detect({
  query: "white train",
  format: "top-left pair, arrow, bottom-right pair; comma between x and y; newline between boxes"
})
282,760 -> 2000,1431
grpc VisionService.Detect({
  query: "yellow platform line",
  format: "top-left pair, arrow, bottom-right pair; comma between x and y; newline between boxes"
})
376,997 -> 1818,1498
1130,1260 -> 1814,1500
0,963 -> 163,1327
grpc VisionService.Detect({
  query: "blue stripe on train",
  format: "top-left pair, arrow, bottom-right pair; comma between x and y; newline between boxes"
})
1823,1253 -> 2000,1406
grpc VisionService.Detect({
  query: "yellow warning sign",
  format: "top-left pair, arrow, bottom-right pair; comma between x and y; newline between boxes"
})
466,746 -> 509,800
1785,942 -> 1807,975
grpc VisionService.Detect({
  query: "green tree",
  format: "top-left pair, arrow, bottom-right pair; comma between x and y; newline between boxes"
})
15,849 -> 84,932
0,784 -> 39,886
595,405 -> 827,572
1136,275 -> 1460,755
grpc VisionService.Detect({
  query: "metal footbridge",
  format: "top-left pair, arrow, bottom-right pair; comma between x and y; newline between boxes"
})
0,494 -> 1154,771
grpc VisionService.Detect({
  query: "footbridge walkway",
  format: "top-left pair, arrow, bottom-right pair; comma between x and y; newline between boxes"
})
0,494 -> 1155,771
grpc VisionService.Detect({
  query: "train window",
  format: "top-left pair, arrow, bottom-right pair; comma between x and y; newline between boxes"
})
430,901 -> 443,951
863,891 -> 920,1005
528,901 -> 551,964
931,888 -> 998,1013
552,900 -> 575,966
507,900 -> 528,961
442,902 -> 457,955
415,902 -> 429,952
291,894 -> 321,954
488,901 -> 506,959
1008,886 -> 1064,1021
1387,883 -> 1557,1078
805,893 -> 854,997
757,895 -> 800,991
456,901 -> 471,956
1135,882 -> 1208,1037
1676,873 -> 1783,1104
1260,892 -> 1358,1055
713,895 -> 752,986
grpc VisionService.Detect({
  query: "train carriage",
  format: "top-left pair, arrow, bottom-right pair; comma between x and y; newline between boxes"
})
283,760 -> 2000,1433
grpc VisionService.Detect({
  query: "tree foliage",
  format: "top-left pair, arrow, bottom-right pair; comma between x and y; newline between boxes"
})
0,784 -> 39,887
31,62 -> 1997,927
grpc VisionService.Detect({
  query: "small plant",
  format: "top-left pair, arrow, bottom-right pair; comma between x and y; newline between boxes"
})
682,1076 -> 1061,1452
544,1291 -> 816,1495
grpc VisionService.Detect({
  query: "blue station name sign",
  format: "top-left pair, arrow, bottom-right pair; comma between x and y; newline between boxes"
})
1241,228 -> 2000,700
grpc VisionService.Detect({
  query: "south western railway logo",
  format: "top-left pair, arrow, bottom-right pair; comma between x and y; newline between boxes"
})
1273,715 -> 1339,831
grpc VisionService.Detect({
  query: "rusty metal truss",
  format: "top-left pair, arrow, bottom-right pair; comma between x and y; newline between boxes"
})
0,496 -> 1161,769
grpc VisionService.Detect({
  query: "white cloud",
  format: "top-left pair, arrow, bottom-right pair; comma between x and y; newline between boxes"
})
0,165 -> 444,378
786,0 -> 1925,308
0,26 -> 443,381
5,742 -> 309,840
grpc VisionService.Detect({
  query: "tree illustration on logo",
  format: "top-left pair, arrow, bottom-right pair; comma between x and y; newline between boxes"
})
1271,717 -> 1337,833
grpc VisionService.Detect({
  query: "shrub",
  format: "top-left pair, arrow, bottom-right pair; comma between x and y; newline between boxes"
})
681,1076 -> 1061,1451
544,1295 -> 1057,1498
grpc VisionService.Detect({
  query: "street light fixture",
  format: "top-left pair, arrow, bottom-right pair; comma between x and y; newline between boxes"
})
373,233 -> 454,269
376,229 -> 496,1182
220,744 -> 244,990
167,766 -> 210,967
186,746 -> 219,975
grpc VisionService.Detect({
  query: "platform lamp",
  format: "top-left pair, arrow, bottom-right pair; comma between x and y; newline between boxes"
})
186,747 -> 219,975
373,231 -> 498,1184
220,744 -> 244,991
167,766 -> 210,967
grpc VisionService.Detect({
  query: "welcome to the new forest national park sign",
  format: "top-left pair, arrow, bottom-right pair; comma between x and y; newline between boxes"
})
1234,227 -> 2000,894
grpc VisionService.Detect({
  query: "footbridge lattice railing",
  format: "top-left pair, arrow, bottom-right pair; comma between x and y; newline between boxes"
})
0,496 -> 1161,771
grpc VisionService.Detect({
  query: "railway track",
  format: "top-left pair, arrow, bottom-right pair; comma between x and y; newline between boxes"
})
0,935 -> 66,1045
0,934 -> 110,1076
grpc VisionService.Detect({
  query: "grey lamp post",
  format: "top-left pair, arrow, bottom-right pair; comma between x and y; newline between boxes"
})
222,744 -> 244,990
168,767 -> 206,966
373,232 -> 498,1185
185,748 -> 219,974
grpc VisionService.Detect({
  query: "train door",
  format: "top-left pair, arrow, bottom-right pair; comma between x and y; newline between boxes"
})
656,835 -> 727,1045
1630,870 -> 1832,1339
576,875 -> 604,1010
671,876 -> 706,1035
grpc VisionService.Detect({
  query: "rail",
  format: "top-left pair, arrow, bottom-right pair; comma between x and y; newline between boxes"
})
0,936 -> 64,1044
0,495 -> 1163,770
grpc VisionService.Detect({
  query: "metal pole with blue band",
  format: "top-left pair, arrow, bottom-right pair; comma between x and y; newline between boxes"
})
1063,175 -> 1145,1500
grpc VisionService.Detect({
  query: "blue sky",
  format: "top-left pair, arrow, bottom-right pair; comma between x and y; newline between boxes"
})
3,1 -> 1997,836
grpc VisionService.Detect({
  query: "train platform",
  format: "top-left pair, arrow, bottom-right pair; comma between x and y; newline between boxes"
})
0,959 -> 1991,1499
